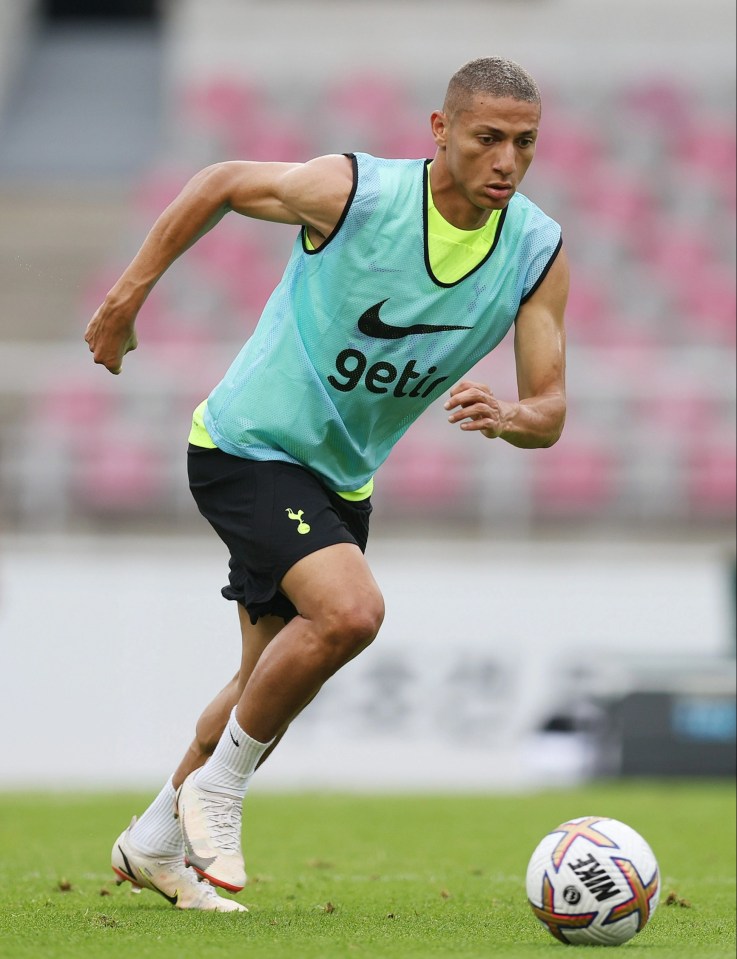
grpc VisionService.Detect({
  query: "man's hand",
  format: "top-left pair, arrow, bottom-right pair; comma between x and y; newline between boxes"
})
444,380 -> 511,439
84,299 -> 139,375
446,249 -> 568,449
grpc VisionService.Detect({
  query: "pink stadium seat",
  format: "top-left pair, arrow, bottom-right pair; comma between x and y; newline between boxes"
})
532,436 -> 616,514
326,73 -> 410,130
534,112 -> 605,177
35,379 -> 115,430
190,226 -> 262,276
674,263 -> 736,345
642,387 -> 716,438
189,226 -> 283,317
226,116 -> 313,162
376,117 -> 435,161
620,79 -> 692,128
563,275 -> 617,344
676,118 -> 736,182
574,164 -> 659,237
382,435 -> 469,506
634,221 -> 714,281
72,426 -> 166,512
178,77 -> 262,135
132,167 -> 191,217
686,441 -> 737,515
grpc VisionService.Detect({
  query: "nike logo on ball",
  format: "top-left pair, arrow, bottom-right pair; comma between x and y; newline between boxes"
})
358,299 -> 472,339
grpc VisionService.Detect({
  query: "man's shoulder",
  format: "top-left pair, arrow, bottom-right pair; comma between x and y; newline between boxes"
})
354,151 -> 426,161
350,153 -> 426,205
354,152 -> 428,169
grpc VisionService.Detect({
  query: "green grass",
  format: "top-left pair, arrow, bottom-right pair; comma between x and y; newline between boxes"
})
0,781 -> 734,959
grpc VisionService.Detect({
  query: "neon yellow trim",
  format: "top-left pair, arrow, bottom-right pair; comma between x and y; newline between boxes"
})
309,167 -> 498,283
427,165 -> 501,283
337,478 -> 374,501
188,400 -> 217,448
188,398 -> 374,499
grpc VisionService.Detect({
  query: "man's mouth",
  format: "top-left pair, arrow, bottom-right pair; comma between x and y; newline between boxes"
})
485,183 -> 514,201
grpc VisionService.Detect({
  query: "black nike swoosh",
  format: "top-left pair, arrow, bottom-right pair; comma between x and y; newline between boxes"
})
116,844 -> 179,905
117,846 -> 137,882
229,729 -> 240,747
358,299 -> 472,339
149,880 -> 179,906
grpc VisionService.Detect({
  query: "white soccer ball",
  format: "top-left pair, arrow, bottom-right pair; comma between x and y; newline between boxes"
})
526,816 -> 660,946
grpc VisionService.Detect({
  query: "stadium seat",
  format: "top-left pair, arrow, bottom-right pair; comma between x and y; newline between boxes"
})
573,164 -> 660,240
35,378 -> 116,430
72,425 -> 167,513
132,166 -> 191,218
225,115 -> 313,163
674,263 -> 737,345
686,441 -> 737,515
645,385 -> 717,435
380,432 -> 471,509
326,73 -> 411,130
563,275 -> 619,345
620,78 -> 692,128
187,224 -> 284,319
634,220 -> 715,280
531,435 -> 616,515
534,111 -> 605,178
178,77 -> 263,136
375,117 -> 436,161
676,118 -> 736,182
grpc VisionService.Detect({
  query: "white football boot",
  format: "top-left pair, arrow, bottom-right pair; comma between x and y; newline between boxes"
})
175,772 -> 247,892
111,817 -> 247,912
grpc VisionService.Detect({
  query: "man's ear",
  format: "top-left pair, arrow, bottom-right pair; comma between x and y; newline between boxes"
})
430,110 -> 449,148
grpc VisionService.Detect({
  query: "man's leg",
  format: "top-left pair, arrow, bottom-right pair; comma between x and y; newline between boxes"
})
236,543 -> 384,740
171,608 -> 285,789
177,542 -> 384,889
112,608 -> 283,909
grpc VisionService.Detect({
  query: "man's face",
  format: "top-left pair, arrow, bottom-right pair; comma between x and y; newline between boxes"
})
431,94 -> 540,213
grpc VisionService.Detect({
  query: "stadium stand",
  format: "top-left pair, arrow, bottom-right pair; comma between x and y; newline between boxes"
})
0,3 -> 734,536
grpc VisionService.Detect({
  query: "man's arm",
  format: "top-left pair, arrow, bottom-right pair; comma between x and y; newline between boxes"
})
444,246 -> 569,448
84,155 -> 354,374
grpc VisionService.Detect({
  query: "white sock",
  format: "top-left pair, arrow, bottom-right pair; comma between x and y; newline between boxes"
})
194,708 -> 273,799
129,777 -> 183,858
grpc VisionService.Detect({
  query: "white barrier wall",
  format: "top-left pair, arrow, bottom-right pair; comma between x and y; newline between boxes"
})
0,534 -> 733,790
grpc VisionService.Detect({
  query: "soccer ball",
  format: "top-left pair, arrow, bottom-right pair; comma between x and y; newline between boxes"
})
526,816 -> 660,946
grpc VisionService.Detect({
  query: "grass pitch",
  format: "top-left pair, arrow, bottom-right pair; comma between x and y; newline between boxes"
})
0,781 -> 734,959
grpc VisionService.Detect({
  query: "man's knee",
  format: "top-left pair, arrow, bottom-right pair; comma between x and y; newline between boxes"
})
343,592 -> 385,650
318,589 -> 385,662
283,545 -> 385,666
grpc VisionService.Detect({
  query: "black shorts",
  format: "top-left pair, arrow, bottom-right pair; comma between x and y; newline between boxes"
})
188,446 -> 372,624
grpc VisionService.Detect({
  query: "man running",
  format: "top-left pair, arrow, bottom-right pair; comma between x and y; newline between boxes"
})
86,56 -> 568,910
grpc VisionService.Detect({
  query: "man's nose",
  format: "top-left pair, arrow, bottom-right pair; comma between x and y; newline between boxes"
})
492,141 -> 516,177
